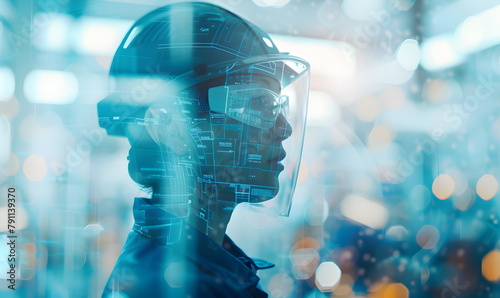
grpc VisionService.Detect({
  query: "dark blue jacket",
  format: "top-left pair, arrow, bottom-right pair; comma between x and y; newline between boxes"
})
102,198 -> 273,297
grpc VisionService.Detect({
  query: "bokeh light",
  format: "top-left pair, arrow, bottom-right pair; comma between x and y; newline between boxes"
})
396,39 -> 420,71
381,86 -> 406,109
164,262 -> 184,288
356,96 -> 381,122
332,274 -> 354,296
73,17 -> 132,56
385,225 -> 410,241
307,91 -> 341,126
24,70 -> 79,104
384,283 -> 409,298
340,194 -> 389,229
296,161 -> 309,184
23,155 -> 48,181
304,198 -> 329,226
290,237 -> 321,280
432,174 -> 455,200
368,281 -> 410,298
452,187 -> 475,211
0,152 -> 19,176
33,13 -> 73,52
476,174 -> 498,200
482,250 -> 500,282
448,168 -> 468,196
408,184 -> 431,211
368,125 -> 395,150
268,273 -> 295,297
314,261 -> 341,292
416,225 -> 440,249
290,248 -> 319,280
422,79 -> 463,104
310,154 -> 327,179
0,96 -> 20,119
421,35 -> 464,71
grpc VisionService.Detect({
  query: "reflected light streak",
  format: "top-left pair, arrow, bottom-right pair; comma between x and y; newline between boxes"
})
455,5 -> 500,54
422,4 -> 500,71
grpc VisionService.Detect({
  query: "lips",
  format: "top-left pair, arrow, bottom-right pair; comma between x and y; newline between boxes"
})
268,149 -> 287,164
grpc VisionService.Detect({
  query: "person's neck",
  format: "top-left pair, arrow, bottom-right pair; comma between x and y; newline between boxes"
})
152,186 -> 233,246
187,202 -> 233,245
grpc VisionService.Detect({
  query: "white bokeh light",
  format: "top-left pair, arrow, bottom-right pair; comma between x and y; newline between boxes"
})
396,39 -> 420,71
339,194 -> 389,229
315,261 -> 342,292
24,70 -> 79,104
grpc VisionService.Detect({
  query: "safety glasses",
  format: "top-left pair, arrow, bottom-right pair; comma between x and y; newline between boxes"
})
208,85 -> 290,129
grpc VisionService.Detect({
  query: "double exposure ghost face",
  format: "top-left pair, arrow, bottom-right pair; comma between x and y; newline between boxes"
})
211,108 -> 292,203
206,76 -> 292,204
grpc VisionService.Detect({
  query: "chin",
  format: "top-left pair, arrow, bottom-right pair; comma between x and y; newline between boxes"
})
248,180 -> 280,204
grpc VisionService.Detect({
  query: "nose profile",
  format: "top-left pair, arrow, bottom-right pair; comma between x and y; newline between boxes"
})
273,113 -> 292,140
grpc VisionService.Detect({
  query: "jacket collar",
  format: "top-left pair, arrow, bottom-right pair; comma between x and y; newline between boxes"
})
132,197 -> 274,289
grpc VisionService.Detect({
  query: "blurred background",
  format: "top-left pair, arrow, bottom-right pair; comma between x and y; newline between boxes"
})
1,0 -> 500,297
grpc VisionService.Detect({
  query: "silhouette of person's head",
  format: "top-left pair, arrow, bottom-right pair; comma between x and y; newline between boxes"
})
98,2 -> 310,242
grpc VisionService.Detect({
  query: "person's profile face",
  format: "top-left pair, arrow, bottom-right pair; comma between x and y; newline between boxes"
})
208,77 -> 292,203
121,73 -> 294,205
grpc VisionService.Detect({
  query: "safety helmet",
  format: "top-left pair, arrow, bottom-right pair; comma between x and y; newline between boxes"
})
98,2 -> 310,217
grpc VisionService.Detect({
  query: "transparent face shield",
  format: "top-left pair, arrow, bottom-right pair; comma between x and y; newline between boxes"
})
202,57 -> 309,216
206,56 -> 310,216
98,55 -> 309,219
